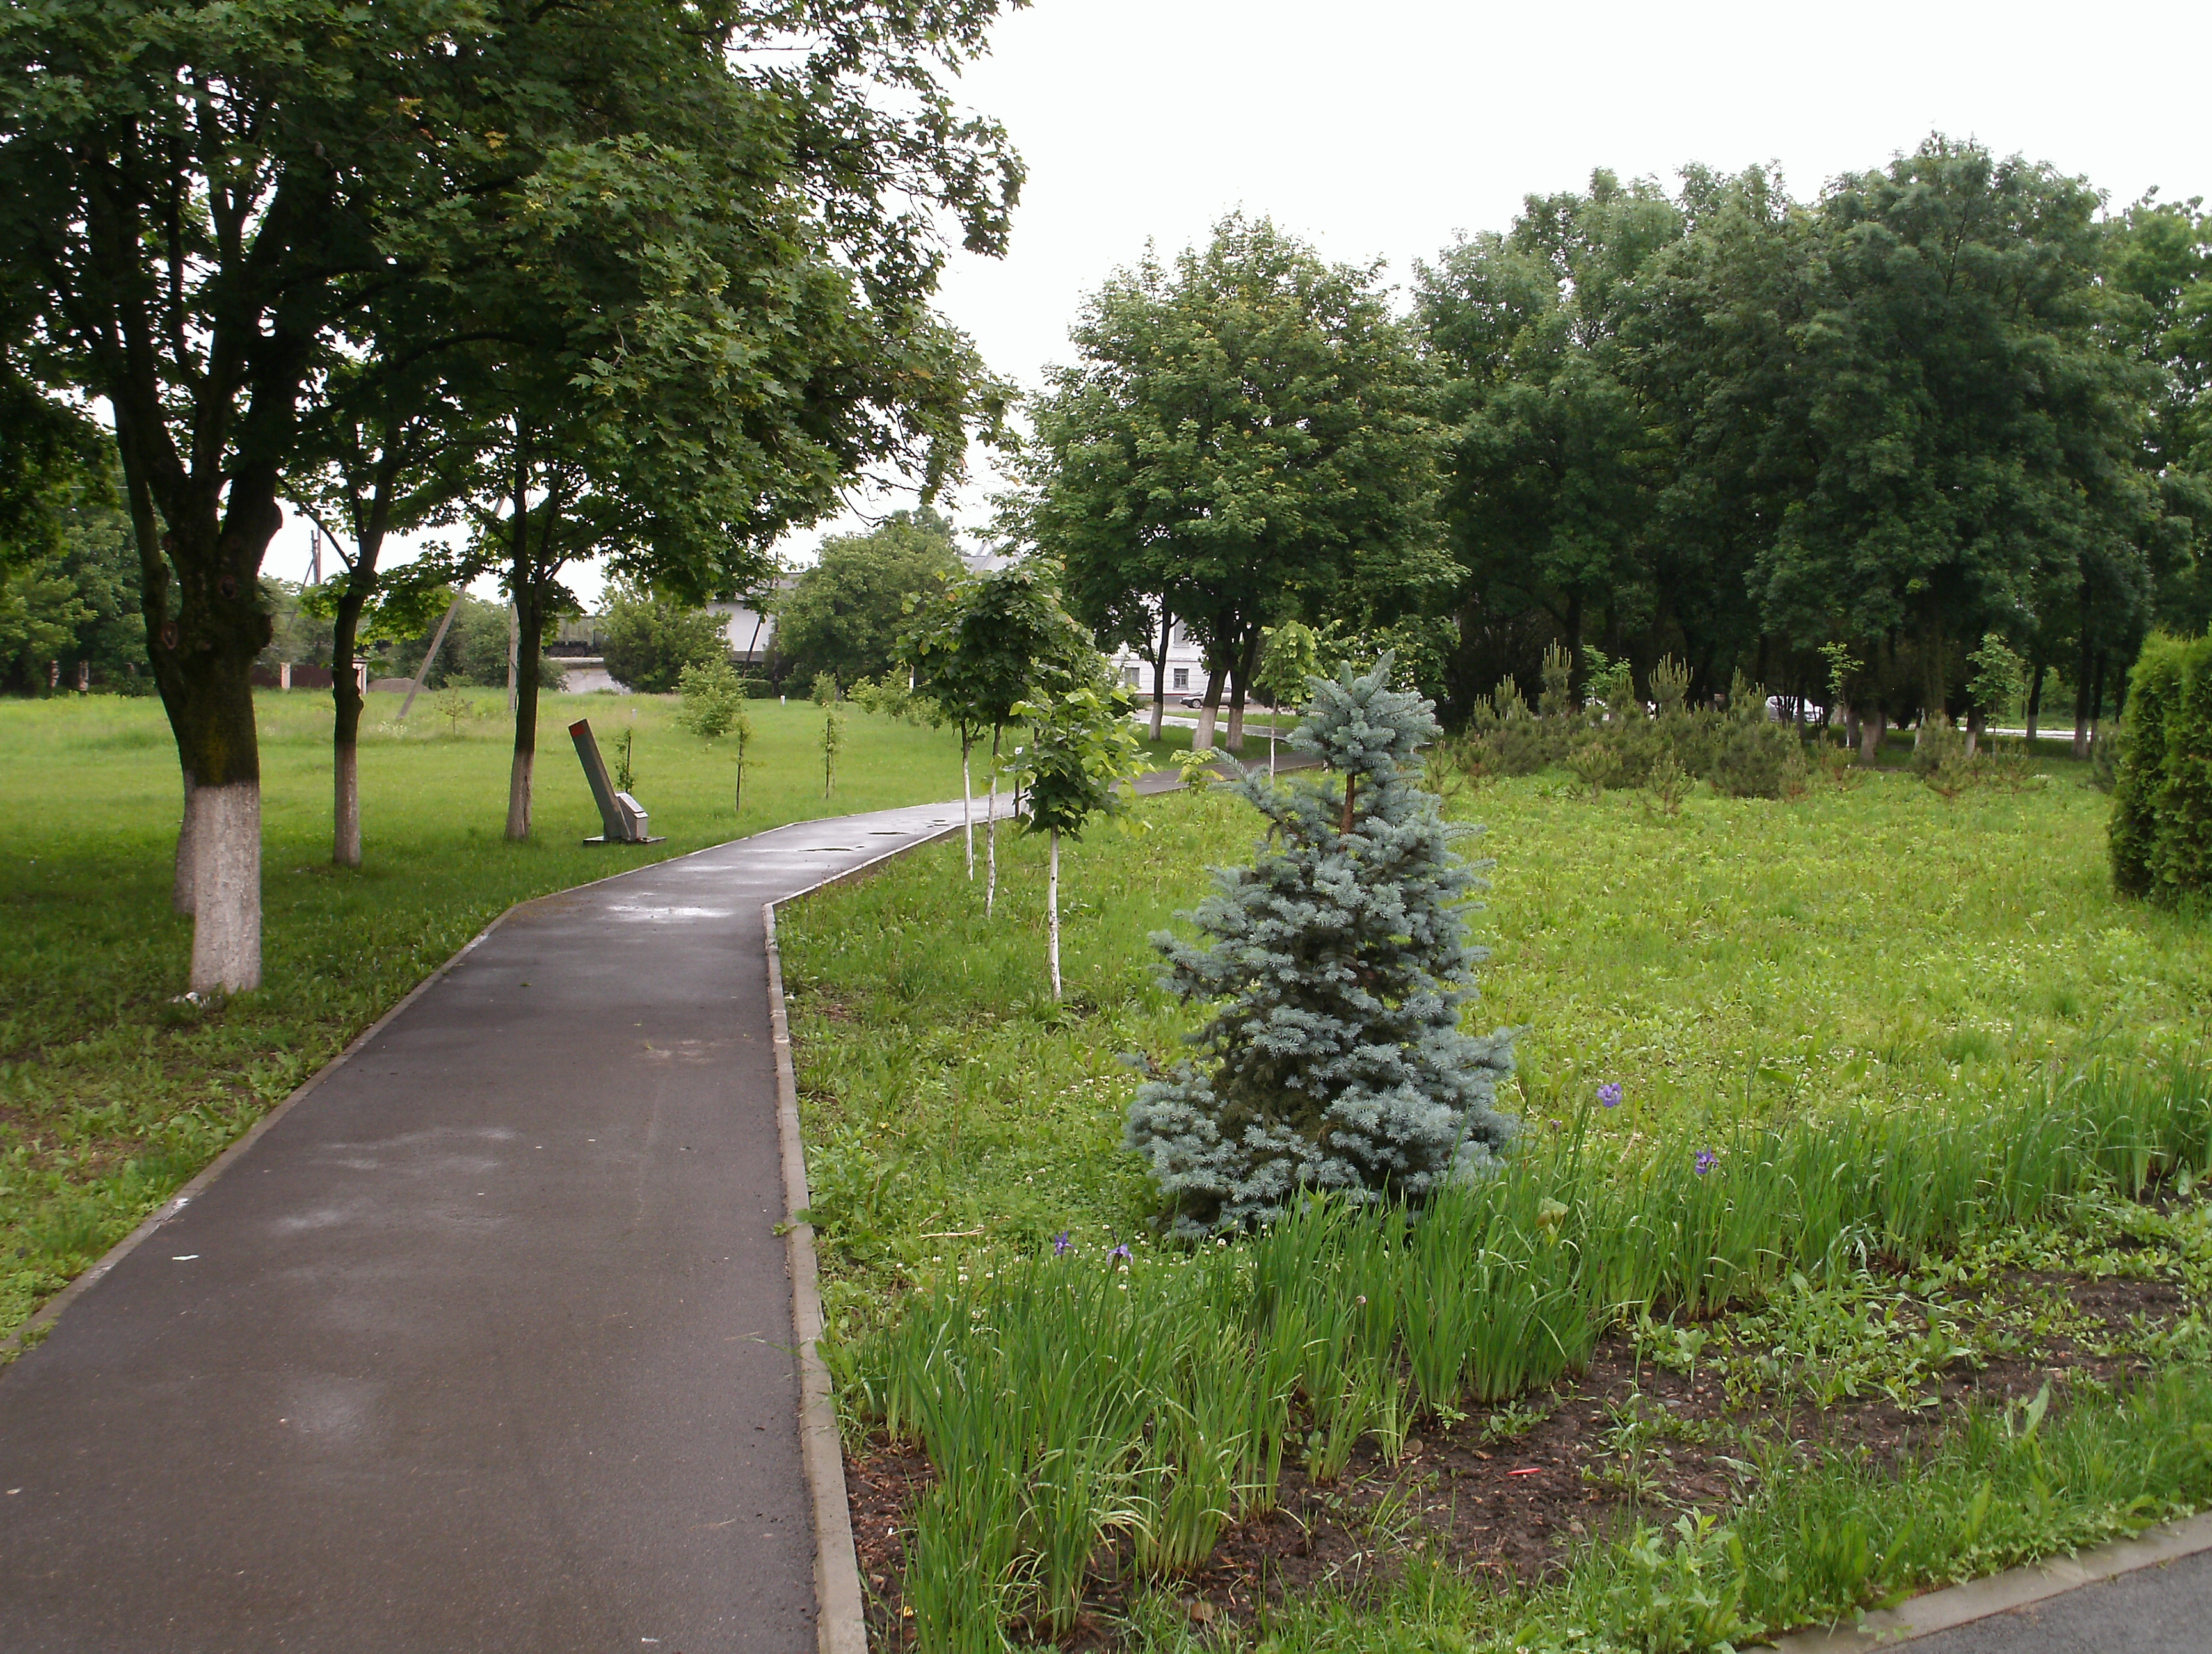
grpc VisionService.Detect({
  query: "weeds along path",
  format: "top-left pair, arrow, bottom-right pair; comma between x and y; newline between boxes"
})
0,794 -> 1022,1654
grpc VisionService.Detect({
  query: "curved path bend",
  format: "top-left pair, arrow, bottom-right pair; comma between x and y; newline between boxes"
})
0,798 -> 1008,1654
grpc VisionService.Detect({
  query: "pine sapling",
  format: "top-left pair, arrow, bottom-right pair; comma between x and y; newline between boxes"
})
1125,657 -> 1519,1235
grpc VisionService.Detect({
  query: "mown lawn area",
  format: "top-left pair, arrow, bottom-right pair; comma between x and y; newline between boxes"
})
778,752 -> 2212,1651
0,687 -> 970,1338
783,756 -> 2210,1304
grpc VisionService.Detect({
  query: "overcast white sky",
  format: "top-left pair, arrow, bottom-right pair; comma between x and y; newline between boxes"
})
260,0 -> 2212,604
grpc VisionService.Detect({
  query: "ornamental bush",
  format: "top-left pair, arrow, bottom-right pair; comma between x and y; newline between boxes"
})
2112,632 -> 2212,906
1125,659 -> 1519,1237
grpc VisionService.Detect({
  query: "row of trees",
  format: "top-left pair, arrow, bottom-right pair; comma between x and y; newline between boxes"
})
1018,139 -> 2211,755
1,0 -> 1023,989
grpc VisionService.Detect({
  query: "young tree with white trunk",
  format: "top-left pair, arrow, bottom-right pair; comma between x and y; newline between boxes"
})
1013,684 -> 1143,999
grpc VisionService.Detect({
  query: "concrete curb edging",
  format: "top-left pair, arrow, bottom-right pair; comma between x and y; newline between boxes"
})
765,817 -> 975,1654
1768,1508 -> 2212,1648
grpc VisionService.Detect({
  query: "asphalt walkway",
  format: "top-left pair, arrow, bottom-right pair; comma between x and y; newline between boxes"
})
0,798 -> 998,1654
1905,1548 -> 2212,1652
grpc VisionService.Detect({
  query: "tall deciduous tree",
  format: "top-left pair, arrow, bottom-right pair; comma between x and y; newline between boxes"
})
2,0 -> 1020,968
1753,138 -> 2163,732
778,510 -> 965,692
1419,172 -> 1682,704
288,349 -> 477,867
1025,214 -> 1452,755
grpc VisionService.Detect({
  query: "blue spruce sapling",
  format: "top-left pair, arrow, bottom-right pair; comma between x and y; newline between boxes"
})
1125,659 -> 1518,1237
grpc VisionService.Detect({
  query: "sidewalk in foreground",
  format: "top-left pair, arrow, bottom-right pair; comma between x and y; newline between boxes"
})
0,800 -> 987,1654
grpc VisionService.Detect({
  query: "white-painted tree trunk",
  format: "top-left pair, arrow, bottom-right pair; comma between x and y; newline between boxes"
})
1048,828 -> 1061,1000
1193,701 -> 1218,752
961,735 -> 974,878
186,780 -> 262,993
334,743 -> 362,867
985,726 -> 1000,917
506,746 -> 534,841
173,772 -> 197,915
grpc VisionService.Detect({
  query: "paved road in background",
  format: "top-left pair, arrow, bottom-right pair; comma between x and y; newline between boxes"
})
0,799 -> 999,1654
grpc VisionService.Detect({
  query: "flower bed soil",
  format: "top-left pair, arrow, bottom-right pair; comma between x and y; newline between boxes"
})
844,1259 -> 2199,1650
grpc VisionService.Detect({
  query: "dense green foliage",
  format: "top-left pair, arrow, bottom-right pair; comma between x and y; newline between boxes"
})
1024,214 -> 1457,737
1416,143 -> 2208,729
0,476 -> 148,695
1,0 -> 1023,979
1461,650 -> 1808,798
2112,630 -> 2212,904
776,511 -> 965,692
598,591 -> 730,694
1126,663 -> 1518,1233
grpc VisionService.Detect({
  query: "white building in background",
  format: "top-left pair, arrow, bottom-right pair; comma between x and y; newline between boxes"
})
706,590 -> 781,670
1108,612 -> 1214,705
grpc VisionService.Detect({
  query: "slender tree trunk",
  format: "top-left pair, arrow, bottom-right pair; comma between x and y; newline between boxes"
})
506,602 -> 520,716
2088,648 -> 2107,751
1150,607 -> 1172,741
1193,665 -> 1224,751
507,583 -> 545,844
961,730 -> 975,878
1918,619 -> 1948,748
985,723 -> 1002,917
1047,828 -> 1061,1000
1965,706 -> 1983,759
1565,591 -> 1585,703
1224,627 -> 1262,755
2072,598 -> 2095,759
1859,705 -> 1884,766
330,570 -> 376,869
2024,659 -> 2045,745
506,449 -> 547,842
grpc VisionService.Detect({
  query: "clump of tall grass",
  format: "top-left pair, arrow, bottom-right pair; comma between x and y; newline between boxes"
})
830,1054 -> 2212,1650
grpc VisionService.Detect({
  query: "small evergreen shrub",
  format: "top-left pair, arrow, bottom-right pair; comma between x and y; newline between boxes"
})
1125,659 -> 1519,1237
1467,678 -> 1560,775
2113,632 -> 2212,905
1704,673 -> 1809,799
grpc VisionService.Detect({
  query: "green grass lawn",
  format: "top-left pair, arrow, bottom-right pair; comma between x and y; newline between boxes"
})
0,686 -> 972,1337
780,753 -> 2212,1651
781,757 -> 2211,1315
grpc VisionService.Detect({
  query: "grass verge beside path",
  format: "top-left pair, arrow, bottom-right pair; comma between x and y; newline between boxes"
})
778,758 -> 2212,1651
0,687 -> 970,1338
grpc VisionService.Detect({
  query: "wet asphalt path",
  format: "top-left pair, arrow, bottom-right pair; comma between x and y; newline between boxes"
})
0,799 -> 991,1654
1900,1548 -> 2212,1653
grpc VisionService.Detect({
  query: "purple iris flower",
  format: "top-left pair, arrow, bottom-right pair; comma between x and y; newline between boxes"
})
1052,1232 -> 1072,1256
1695,1149 -> 1719,1176
1598,1082 -> 1623,1109
1108,1243 -> 1133,1261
